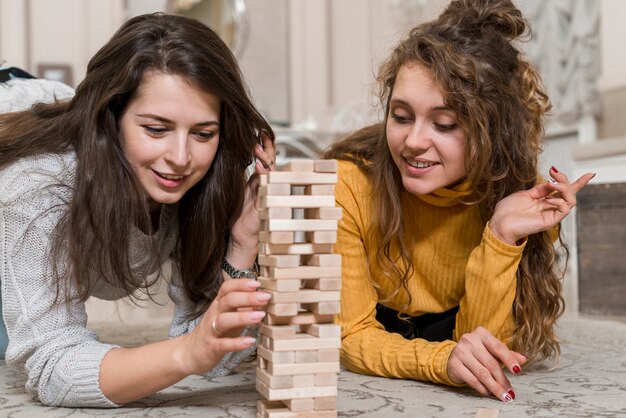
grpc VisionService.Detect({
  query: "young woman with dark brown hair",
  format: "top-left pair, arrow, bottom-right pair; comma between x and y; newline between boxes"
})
325,0 -> 594,403
0,13 -> 275,407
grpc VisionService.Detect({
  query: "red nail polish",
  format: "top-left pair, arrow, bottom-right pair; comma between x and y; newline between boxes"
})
550,166 -> 558,173
508,389 -> 516,400
513,365 -> 521,374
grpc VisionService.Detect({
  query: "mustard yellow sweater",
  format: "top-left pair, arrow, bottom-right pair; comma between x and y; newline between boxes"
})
335,160 -> 526,386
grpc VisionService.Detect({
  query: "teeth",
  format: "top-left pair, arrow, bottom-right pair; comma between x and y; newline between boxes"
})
407,160 -> 435,168
160,173 -> 184,180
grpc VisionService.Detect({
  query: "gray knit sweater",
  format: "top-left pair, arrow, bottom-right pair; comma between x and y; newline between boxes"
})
0,152 -> 254,407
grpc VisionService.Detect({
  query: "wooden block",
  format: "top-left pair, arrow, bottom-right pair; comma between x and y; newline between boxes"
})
259,183 -> 292,196
294,350 -> 318,363
260,231 -> 295,244
259,254 -> 301,268
284,398 -> 315,412
314,159 -> 338,173
267,219 -> 338,232
267,360 -> 333,377
259,323 -> 299,339
260,243 -> 334,255
474,408 -> 499,418
257,367 -> 294,389
317,349 -> 340,362
305,184 -> 335,196
292,374 -> 316,388
263,195 -> 336,208
305,231 -> 337,244
265,313 -> 335,326
260,208 -> 293,220
304,207 -> 342,220
269,289 -> 340,304
257,345 -> 295,364
260,174 -> 268,186
257,400 -> 338,418
302,301 -> 341,315
267,171 -> 338,185
315,373 -> 338,387
314,397 -> 336,411
270,334 -> 341,352
283,159 -> 315,172
303,254 -> 341,267
259,277 -> 302,292
304,324 -> 341,338
269,266 -> 342,280
267,303 -> 299,316
303,278 -> 342,291
256,380 -> 337,400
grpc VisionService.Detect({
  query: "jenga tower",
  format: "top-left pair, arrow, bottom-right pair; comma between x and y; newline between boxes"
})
256,159 -> 342,418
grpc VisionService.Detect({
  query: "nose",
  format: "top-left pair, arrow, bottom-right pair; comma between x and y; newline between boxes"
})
404,121 -> 431,152
164,131 -> 191,168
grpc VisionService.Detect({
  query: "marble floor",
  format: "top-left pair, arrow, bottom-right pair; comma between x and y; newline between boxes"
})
1,315 -> 625,417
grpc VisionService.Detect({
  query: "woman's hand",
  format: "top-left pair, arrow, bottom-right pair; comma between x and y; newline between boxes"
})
178,278 -> 271,375
447,327 -> 527,402
489,167 -> 595,245
228,132 -> 276,265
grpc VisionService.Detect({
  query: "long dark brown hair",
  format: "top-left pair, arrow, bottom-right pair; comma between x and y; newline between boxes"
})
0,13 -> 273,315
325,0 -> 564,363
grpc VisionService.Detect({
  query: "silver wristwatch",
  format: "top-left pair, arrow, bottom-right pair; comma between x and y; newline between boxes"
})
221,258 -> 259,279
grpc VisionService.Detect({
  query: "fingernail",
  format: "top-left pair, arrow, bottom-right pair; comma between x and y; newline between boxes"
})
550,166 -> 559,173
508,389 -> 516,400
247,280 -> 262,289
249,311 -> 266,320
256,292 -> 272,302
241,337 -> 256,346
502,392 -> 514,402
513,365 -> 521,374
591,173 -> 596,179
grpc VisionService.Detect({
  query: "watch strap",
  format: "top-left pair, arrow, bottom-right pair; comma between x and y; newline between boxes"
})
221,258 -> 259,279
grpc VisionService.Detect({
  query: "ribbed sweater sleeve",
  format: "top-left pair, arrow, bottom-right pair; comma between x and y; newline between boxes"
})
335,161 -> 524,386
0,154 -> 119,407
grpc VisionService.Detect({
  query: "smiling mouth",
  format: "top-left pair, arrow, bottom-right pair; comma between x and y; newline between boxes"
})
406,160 -> 437,168
154,170 -> 185,180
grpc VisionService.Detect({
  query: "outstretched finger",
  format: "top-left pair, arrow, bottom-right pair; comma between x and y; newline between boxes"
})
570,172 -> 596,194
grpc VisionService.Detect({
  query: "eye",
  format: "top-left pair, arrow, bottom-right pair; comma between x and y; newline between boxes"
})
434,122 -> 458,132
142,126 -> 168,137
193,130 -> 217,142
391,112 -> 412,124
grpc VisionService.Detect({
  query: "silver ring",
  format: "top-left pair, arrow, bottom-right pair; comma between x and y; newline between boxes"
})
211,318 -> 221,335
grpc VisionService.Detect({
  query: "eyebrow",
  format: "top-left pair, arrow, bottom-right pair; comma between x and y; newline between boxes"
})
136,113 -> 219,127
389,98 -> 452,112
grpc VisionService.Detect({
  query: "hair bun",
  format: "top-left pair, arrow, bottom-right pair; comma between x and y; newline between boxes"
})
439,0 -> 527,40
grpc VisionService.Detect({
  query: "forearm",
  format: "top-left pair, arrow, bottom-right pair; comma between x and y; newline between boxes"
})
99,335 -> 192,404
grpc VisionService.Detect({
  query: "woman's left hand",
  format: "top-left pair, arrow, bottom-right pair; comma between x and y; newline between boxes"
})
228,131 -> 276,260
489,167 -> 595,246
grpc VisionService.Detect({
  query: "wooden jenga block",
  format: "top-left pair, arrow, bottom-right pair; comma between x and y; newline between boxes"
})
283,398 -> 315,412
301,301 -> 341,315
259,323 -> 299,339
258,345 -> 296,364
269,334 -> 341,352
259,183 -> 292,196
315,373 -> 338,387
295,350 -> 318,363
283,159 -> 316,172
267,303 -> 299,316
304,207 -> 343,220
475,408 -> 499,418
303,254 -> 342,267
267,171 -> 338,185
260,208 -> 293,220
256,380 -> 337,400
292,374 -> 316,388
268,289 -> 340,304
260,231 -> 295,244
259,254 -> 302,268
317,349 -> 340,362
303,278 -> 342,291
268,266 -> 341,280
257,367 -> 295,389
259,277 -> 302,292
267,219 -> 338,232
305,231 -> 337,244
304,324 -> 341,338
305,184 -> 335,195
260,243 -> 334,255
314,159 -> 338,173
263,195 -> 336,208
269,361 -> 339,376
265,313 -> 335,326
314,397 -> 337,411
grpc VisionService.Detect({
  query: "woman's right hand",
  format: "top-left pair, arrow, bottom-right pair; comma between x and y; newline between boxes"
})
177,278 -> 270,375
447,327 -> 527,402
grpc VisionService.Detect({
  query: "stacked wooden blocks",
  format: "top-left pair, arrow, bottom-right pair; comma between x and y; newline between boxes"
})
256,159 -> 342,418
